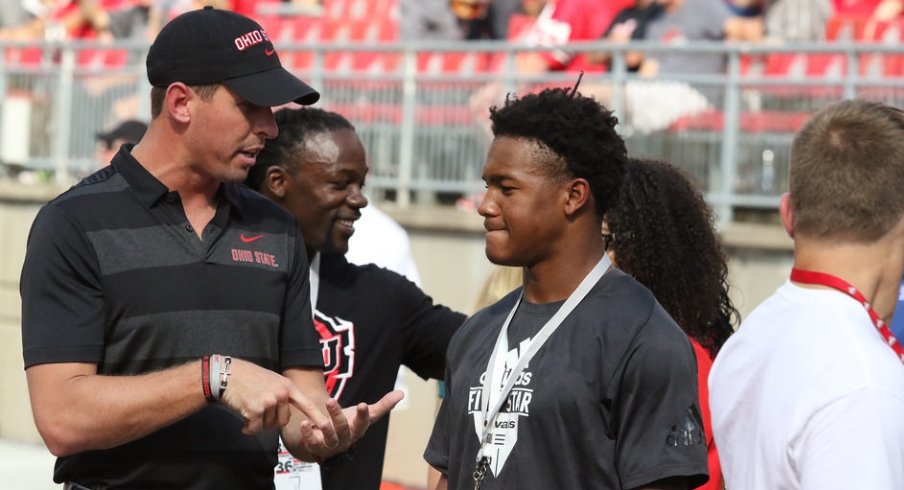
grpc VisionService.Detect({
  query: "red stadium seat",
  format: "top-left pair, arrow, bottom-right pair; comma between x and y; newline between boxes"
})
825,14 -> 868,41
859,18 -> 904,78
762,53 -> 805,78
259,14 -> 323,72
322,102 -> 475,125
76,48 -> 128,70
4,46 -> 45,67
321,17 -> 398,72
668,110 -> 812,134
232,0 -> 279,17
417,51 -> 492,74
323,0 -> 395,20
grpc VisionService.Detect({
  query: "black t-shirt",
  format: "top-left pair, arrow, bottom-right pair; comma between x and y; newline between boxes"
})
315,253 -> 465,490
425,268 -> 708,490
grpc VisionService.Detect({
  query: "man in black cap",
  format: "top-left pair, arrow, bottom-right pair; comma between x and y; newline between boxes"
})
20,7 -> 401,490
95,119 -> 147,167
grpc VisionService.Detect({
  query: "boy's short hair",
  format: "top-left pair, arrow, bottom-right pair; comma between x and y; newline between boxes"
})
790,99 -> 904,242
489,88 -> 628,218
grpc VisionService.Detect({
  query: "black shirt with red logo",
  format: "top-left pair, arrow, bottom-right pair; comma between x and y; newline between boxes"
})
314,252 -> 465,490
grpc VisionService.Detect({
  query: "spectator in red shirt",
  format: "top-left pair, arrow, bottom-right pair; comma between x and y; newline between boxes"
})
514,0 -> 633,72
834,0 -> 904,39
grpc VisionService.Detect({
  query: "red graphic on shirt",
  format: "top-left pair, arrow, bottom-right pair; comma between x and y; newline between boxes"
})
230,248 -> 279,268
240,233 -> 264,243
314,311 -> 356,398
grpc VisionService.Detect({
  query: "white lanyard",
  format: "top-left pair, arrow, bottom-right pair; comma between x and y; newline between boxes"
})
274,252 -> 324,490
476,255 -> 611,464
309,252 -> 321,314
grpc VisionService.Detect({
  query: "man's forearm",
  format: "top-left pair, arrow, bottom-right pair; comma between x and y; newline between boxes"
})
27,361 -> 207,456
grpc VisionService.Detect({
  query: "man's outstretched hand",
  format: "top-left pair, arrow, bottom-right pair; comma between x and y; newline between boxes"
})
298,390 -> 405,460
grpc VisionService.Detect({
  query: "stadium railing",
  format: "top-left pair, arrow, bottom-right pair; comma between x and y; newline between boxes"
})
1,38 -> 903,223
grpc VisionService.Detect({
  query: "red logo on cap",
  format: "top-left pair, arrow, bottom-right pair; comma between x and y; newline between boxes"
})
264,48 -> 275,56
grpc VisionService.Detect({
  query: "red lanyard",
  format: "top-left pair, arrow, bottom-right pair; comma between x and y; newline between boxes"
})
790,268 -> 904,364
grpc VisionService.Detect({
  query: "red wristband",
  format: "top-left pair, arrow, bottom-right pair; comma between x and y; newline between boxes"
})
201,355 -> 214,402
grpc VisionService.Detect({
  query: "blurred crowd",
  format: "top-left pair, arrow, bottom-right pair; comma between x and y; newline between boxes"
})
0,0 -> 321,43
405,0 -> 904,75
0,0 -> 898,50
1,0 -> 900,179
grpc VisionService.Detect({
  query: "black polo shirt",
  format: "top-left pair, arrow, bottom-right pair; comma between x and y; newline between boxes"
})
21,145 -> 322,489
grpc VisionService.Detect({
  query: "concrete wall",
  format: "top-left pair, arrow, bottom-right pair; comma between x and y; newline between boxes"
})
0,182 -> 64,442
0,185 -> 794,488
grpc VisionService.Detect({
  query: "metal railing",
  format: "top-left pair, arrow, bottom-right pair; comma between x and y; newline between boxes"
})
2,39 -> 903,221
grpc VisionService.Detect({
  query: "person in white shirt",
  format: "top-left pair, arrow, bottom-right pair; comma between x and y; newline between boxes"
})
709,99 -> 904,490
346,204 -> 421,286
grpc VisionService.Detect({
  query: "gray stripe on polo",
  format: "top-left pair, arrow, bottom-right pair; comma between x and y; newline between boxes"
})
87,225 -> 200,275
101,309 -> 282,374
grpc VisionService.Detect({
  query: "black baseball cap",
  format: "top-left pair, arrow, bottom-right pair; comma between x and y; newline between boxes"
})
146,6 -> 319,107
95,119 -> 147,145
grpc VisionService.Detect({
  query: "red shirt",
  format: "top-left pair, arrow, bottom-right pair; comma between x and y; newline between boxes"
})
691,337 -> 722,490
51,0 -> 129,39
523,0 -> 633,72
832,0 -> 881,15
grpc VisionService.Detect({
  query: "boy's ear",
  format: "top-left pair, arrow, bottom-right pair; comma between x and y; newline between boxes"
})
563,177 -> 592,217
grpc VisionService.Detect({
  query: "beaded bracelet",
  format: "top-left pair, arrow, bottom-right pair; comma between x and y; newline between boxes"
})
201,355 -> 214,402
202,354 -> 234,402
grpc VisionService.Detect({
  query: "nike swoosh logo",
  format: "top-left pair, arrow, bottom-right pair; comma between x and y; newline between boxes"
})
264,48 -> 275,56
240,233 -> 264,243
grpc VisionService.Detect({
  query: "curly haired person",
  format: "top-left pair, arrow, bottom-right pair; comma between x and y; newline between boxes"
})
604,158 -> 739,490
